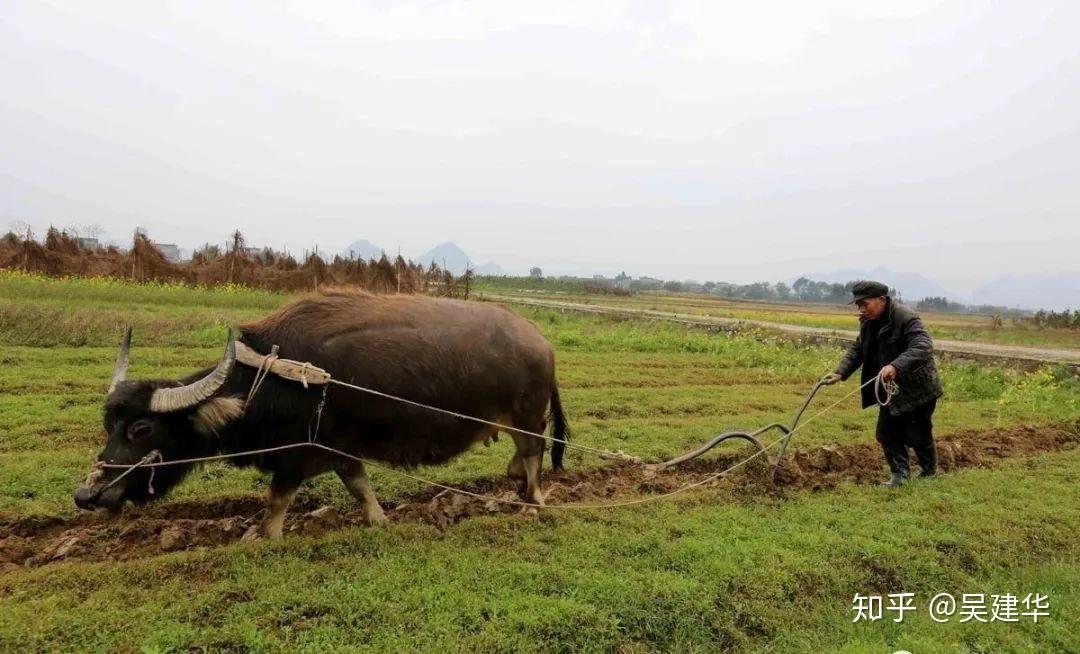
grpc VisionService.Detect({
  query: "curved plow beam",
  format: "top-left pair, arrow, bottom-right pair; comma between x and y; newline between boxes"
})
654,425 -> 780,471
654,380 -> 828,475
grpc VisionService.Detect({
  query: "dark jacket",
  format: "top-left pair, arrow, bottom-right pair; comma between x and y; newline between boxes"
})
835,298 -> 943,416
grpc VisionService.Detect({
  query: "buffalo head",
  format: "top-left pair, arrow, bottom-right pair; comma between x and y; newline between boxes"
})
73,328 -> 243,510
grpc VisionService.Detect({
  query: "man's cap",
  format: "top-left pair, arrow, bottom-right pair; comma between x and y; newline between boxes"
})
849,280 -> 890,304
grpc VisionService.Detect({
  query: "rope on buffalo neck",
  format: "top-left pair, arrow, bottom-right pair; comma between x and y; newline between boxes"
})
308,385 -> 328,443
245,345 -> 280,408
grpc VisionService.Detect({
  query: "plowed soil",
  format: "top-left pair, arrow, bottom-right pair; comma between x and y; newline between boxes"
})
2,423 -> 1075,571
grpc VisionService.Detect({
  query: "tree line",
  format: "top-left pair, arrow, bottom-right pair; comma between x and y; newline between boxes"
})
0,227 -> 472,297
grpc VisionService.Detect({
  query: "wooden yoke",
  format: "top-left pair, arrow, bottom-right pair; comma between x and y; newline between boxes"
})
235,341 -> 331,386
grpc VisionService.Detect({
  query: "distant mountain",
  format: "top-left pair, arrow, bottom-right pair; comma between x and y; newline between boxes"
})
339,240 -> 503,276
970,274 -> 1080,311
792,267 -> 964,303
416,241 -> 507,276
418,242 -> 471,274
340,239 -> 385,260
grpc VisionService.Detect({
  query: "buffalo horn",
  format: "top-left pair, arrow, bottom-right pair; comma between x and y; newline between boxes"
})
107,327 -> 133,395
149,330 -> 236,412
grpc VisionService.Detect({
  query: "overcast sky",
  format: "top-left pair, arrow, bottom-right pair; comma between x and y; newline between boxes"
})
2,1 -> 1078,294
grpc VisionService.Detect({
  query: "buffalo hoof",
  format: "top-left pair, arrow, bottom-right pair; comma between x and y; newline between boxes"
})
363,510 -> 389,527
241,524 -> 283,541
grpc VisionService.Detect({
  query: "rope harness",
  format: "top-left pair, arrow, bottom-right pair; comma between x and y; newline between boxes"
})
88,449 -> 163,497
244,345 -> 280,408
92,346 -> 896,511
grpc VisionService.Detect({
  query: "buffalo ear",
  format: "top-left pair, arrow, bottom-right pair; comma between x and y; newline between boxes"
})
192,396 -> 245,435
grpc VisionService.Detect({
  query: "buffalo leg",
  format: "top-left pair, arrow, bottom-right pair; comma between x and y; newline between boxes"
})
506,453 -> 527,498
510,430 -> 546,512
522,452 -> 545,507
336,462 -> 387,525
244,475 -> 298,541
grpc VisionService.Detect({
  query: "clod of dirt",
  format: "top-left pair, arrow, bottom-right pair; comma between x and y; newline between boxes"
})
159,525 -> 188,552
937,441 -> 957,468
392,489 -> 523,529
29,529 -> 88,565
770,457 -> 804,485
45,533 -> 82,560
306,506 -> 341,525
435,492 -> 485,525
299,506 -> 343,536
816,445 -> 848,469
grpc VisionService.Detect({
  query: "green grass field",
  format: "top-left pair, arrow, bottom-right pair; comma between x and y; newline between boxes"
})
1,272 -> 1078,652
474,283 -> 1080,352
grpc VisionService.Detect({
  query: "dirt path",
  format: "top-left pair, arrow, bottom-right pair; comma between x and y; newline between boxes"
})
482,294 -> 1080,367
2,423 -> 1075,571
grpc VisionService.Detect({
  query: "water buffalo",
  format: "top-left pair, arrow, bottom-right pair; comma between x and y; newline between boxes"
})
73,290 -> 569,538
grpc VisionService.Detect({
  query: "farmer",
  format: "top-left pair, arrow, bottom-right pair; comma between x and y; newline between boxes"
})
821,281 -> 944,487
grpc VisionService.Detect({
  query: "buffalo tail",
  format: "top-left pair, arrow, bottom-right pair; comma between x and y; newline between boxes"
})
549,383 -> 569,471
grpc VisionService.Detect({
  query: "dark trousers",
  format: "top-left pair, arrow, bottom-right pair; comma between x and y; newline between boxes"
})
876,399 -> 937,477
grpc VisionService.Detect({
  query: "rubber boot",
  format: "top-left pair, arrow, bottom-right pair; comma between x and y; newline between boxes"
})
917,445 -> 938,478
880,473 -> 906,488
